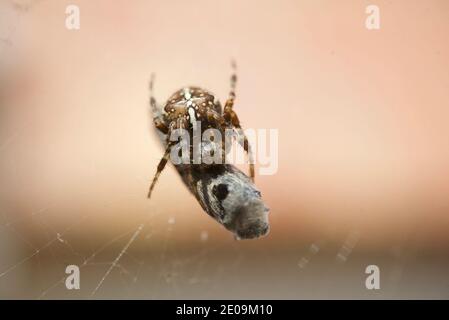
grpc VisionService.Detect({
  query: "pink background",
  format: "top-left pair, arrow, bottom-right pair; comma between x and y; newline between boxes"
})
1,0 -> 448,298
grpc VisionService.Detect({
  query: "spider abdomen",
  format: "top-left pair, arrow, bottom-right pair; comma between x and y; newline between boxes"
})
164,87 -> 220,126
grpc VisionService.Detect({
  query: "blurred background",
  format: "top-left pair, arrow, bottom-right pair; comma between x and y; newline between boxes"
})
0,0 -> 448,299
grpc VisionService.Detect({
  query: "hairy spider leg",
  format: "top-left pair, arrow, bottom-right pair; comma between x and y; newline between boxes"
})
149,73 -> 169,134
223,60 -> 255,181
147,142 -> 172,198
147,118 -> 189,198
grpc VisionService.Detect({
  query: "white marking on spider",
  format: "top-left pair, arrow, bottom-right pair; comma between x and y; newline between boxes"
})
183,88 -> 191,100
188,107 -> 197,127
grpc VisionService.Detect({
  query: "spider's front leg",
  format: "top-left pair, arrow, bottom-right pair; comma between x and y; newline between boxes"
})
149,73 -> 169,134
147,140 -> 174,198
147,121 -> 175,199
222,61 -> 255,182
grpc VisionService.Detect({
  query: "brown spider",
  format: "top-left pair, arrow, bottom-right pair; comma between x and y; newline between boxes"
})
148,61 -> 255,198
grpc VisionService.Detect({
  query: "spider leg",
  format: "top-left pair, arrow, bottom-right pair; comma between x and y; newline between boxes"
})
149,73 -> 169,134
147,141 -> 173,198
223,60 -> 237,117
222,61 -> 255,181
147,117 -> 190,198
206,109 -> 228,164
206,109 -> 226,129
228,59 -> 237,101
147,120 -> 176,198
236,127 -> 255,182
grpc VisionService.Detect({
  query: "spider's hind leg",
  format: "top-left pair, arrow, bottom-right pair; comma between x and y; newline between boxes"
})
222,61 -> 255,182
234,127 -> 255,182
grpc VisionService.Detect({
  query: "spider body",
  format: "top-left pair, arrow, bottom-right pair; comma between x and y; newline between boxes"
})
147,62 -> 269,239
162,87 -> 223,135
148,63 -> 254,198
165,87 -> 220,119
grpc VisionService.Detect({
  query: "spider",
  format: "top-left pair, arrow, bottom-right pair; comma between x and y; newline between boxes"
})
147,61 -> 255,198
